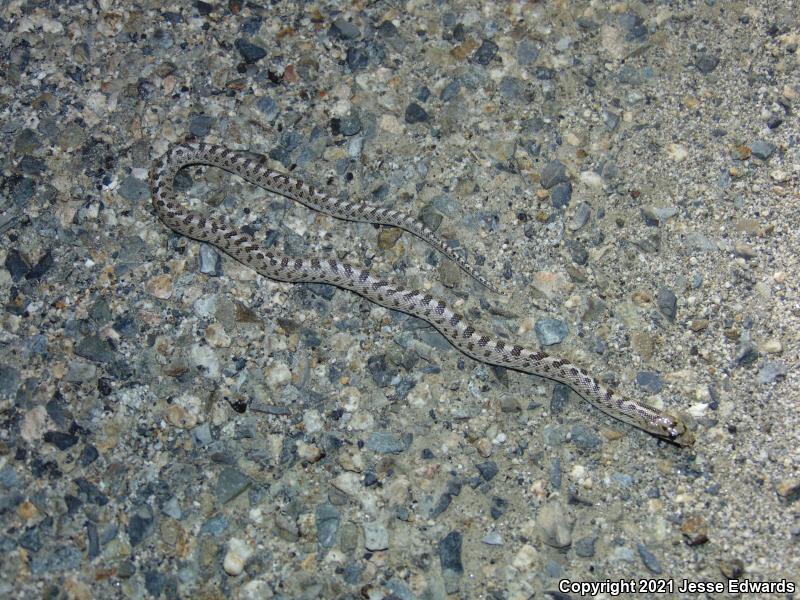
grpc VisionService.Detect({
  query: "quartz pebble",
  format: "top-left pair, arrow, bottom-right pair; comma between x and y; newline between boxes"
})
223,538 -> 254,576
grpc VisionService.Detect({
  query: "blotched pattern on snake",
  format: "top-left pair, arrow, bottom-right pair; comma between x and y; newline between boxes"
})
150,142 -> 694,446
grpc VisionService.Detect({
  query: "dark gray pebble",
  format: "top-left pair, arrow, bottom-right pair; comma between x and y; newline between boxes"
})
80,445 -> 99,466
404,102 -> 429,124
574,535 -> 596,558
13,178 -> 35,207
499,76 -> 529,102
440,80 -> 461,102
637,542 -> 663,574
517,40 -> 539,65
751,141 -> 776,160
86,521 -> 100,558
19,526 -> 42,552
346,47 -> 369,71
550,458 -> 562,489
657,287 -> 678,321
315,503 -> 340,548
430,492 -> 453,518
43,431 -> 78,451
74,335 -> 116,364
330,18 -> 360,40
695,53 -> 720,74
366,354 -> 397,387
26,250 -> 54,281
189,114 -> 214,138
29,545 -> 82,575
550,384 -> 571,416
365,431 -> 410,454
0,365 -> 21,398
472,39 -> 498,65
377,21 -> 398,38
118,176 -> 150,201
734,342 -> 759,367
619,13 -> 647,40
152,28 -> 173,49
439,531 -> 463,574
14,128 -> 41,154
75,477 -> 109,506
343,563 -> 362,584
603,110 -> 621,131
234,38 -> 267,64
567,239 -> 588,265
19,156 -> 46,176
241,17 -> 262,35
490,497 -> 508,520
306,283 -> 336,300
414,85 -> 430,102
570,424 -> 602,451
117,559 -> 136,578
215,468 -> 251,503
550,181 -> 572,209
766,115 -> 783,129
475,461 -> 498,482
540,160 -> 568,189
331,113 -> 362,136
128,506 -> 153,546
635,371 -> 663,394
144,570 -> 167,597
257,97 -> 278,120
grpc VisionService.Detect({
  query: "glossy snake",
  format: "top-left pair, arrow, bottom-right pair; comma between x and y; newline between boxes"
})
150,142 -> 694,446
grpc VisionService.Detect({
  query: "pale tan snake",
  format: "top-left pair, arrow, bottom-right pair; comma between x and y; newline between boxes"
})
150,142 -> 694,447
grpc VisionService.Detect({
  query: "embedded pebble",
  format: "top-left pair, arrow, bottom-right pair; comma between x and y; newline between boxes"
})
637,543 -> 663,574
215,469 -> 251,504
757,361 -> 787,384
363,522 -> 389,551
540,160 -> 569,189
481,531 -> 504,546
146,274 -> 173,299
656,287 -> 678,321
573,535 -> 596,558
266,362 -> 291,388
534,317 -> 568,345
750,141 -> 776,160
635,371 -> 663,394
189,344 -> 220,378
537,502 -> 572,548
223,538 -> 254,576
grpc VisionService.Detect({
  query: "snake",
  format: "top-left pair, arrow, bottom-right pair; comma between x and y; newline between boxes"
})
149,142 -> 694,446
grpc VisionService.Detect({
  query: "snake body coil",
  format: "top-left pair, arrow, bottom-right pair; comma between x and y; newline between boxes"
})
150,142 -> 693,446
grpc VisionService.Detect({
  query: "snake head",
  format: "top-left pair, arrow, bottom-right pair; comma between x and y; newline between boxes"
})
653,414 -> 695,447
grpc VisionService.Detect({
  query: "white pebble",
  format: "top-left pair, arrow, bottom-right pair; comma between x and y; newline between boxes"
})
266,362 -> 291,388
303,409 -> 324,433
223,537 -> 253,576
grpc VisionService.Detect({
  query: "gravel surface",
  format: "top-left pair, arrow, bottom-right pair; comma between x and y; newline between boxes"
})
1,1 -> 798,598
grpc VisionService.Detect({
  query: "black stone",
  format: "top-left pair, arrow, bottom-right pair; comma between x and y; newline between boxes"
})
438,531 -> 463,574
43,431 -> 78,450
695,53 -> 720,74
404,102 -> 429,124
472,40 -> 498,65
475,461 -> 498,482
5,250 -> 31,281
234,38 -> 267,64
